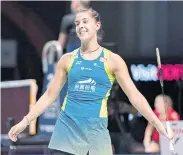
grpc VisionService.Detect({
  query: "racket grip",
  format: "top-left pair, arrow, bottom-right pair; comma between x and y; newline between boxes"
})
165,121 -> 174,151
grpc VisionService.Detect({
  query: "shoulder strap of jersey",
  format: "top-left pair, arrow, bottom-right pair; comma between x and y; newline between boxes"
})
103,48 -> 115,84
67,48 -> 79,73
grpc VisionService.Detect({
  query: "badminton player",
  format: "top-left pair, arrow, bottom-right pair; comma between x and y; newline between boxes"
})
8,8 -> 174,155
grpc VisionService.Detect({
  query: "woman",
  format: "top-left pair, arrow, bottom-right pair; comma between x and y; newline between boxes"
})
8,8 -> 173,155
144,94 -> 180,153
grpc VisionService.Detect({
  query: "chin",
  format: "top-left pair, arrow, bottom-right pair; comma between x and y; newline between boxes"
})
79,36 -> 91,42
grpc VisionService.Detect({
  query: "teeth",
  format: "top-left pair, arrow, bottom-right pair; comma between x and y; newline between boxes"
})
79,29 -> 87,34
80,31 -> 86,34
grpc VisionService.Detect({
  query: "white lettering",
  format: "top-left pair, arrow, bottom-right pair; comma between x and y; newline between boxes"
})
130,64 -> 158,81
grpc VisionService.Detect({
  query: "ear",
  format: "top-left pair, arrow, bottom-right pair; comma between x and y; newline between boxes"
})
96,21 -> 101,31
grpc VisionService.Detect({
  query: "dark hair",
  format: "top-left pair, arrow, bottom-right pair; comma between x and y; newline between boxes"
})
77,8 -> 104,42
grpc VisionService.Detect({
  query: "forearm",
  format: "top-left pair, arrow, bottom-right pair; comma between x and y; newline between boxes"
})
25,91 -> 55,123
144,124 -> 154,139
129,92 -> 166,135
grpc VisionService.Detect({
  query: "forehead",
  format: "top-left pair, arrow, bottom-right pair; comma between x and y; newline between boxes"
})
75,11 -> 92,21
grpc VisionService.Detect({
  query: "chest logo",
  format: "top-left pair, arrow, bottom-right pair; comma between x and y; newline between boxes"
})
75,78 -> 96,92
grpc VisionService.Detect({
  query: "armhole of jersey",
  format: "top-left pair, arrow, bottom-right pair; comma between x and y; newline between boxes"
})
66,48 -> 79,73
103,48 -> 115,84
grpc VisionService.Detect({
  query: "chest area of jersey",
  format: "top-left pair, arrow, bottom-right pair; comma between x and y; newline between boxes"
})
68,59 -> 110,91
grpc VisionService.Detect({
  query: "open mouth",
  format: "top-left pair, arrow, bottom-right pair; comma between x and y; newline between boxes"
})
79,28 -> 88,35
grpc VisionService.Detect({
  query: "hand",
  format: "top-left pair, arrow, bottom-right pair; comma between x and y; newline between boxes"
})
158,122 -> 174,150
156,121 -> 174,144
143,136 -> 151,149
8,117 -> 28,142
164,125 -> 174,146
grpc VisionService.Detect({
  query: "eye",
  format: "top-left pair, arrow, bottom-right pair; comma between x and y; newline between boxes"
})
75,21 -> 79,26
83,20 -> 88,24
83,19 -> 88,24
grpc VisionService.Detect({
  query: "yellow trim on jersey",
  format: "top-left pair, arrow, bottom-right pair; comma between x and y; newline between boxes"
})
103,48 -> 115,84
100,48 -> 115,117
61,93 -> 68,111
99,90 -> 110,118
62,49 -> 78,111
67,48 -> 79,73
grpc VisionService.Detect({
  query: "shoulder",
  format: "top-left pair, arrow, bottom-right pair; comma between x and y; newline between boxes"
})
169,108 -> 180,120
110,52 -> 125,63
103,48 -> 123,61
103,48 -> 127,73
56,53 -> 72,69
57,49 -> 79,71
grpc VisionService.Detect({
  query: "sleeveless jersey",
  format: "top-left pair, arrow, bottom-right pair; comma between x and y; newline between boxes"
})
61,47 -> 115,118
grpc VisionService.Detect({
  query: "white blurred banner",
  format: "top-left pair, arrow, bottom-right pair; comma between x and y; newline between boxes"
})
160,121 -> 183,155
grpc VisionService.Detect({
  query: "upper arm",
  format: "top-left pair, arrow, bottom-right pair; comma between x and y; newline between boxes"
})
46,53 -> 71,98
60,15 -> 70,34
58,33 -> 68,49
110,54 -> 139,99
58,15 -> 70,48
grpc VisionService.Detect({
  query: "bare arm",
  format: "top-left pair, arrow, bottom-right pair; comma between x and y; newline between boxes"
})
110,53 -> 166,135
25,53 -> 71,123
58,32 -> 68,49
144,123 -> 154,139
8,53 -> 72,142
58,15 -> 69,48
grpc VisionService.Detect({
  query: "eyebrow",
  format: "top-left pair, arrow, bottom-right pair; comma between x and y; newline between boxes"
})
75,18 -> 88,23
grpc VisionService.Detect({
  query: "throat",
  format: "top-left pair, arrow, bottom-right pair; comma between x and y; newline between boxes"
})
80,48 -> 103,61
80,46 -> 101,56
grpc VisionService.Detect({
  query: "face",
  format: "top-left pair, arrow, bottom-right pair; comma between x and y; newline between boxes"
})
75,11 -> 101,42
154,96 -> 165,113
71,1 -> 80,13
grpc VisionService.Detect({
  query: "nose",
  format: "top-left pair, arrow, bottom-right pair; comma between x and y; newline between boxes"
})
79,25 -> 84,31
79,22 -> 85,30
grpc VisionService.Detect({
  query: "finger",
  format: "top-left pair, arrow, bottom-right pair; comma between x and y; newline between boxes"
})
9,127 -> 18,141
11,126 -> 18,135
8,127 -> 15,136
11,134 -> 17,142
12,134 -> 18,142
8,127 -> 15,140
171,137 -> 174,145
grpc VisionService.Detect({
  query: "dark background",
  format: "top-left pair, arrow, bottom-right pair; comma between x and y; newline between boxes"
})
2,1 -> 183,58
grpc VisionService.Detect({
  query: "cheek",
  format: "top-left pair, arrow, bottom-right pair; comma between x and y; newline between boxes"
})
76,27 -> 79,34
89,26 -> 97,35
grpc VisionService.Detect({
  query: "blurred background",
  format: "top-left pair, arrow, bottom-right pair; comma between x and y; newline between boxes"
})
1,1 -> 183,155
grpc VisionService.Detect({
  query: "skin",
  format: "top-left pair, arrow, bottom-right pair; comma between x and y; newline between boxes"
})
8,10 -> 174,146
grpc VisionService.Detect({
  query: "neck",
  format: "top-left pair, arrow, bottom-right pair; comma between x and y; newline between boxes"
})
81,36 -> 99,52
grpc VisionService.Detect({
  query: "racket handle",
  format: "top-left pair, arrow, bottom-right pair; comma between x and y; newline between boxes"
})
165,121 -> 174,151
